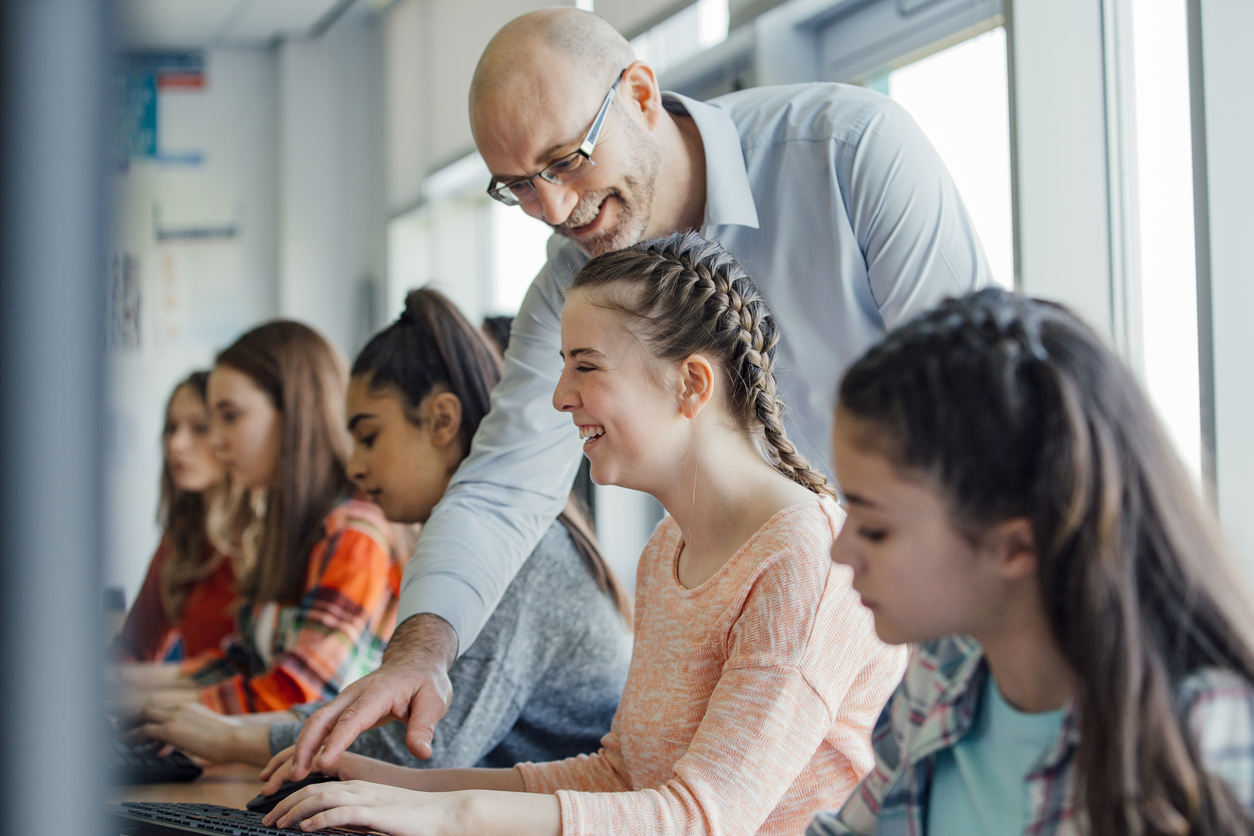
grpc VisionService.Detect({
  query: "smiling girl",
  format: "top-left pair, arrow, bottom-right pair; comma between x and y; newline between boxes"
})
809,288 -> 1254,835
259,233 -> 904,836
114,371 -> 235,662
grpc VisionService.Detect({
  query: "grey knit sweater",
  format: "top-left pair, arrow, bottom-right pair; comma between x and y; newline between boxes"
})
269,518 -> 632,768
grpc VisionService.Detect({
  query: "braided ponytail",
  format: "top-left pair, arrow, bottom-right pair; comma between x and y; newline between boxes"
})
571,231 -> 835,500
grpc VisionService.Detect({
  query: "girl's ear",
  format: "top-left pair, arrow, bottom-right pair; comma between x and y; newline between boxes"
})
426,391 -> 463,450
678,354 -> 715,419
988,517 -> 1038,580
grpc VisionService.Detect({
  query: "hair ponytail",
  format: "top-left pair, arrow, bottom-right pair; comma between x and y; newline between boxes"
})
353,288 -> 631,625
570,231 -> 835,500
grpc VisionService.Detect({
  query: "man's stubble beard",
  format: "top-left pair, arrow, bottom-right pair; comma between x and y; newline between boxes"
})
555,130 -> 661,259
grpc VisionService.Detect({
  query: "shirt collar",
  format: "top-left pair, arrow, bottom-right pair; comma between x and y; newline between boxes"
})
662,92 -> 759,231
909,637 -> 1080,770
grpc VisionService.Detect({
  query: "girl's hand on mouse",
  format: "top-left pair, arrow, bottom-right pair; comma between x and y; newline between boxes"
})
261,746 -> 373,794
260,746 -> 315,794
263,782 -> 464,835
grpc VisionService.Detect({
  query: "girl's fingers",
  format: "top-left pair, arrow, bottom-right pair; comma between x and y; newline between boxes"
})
259,745 -> 296,781
265,783 -> 347,829
296,805 -> 393,835
260,761 -> 294,797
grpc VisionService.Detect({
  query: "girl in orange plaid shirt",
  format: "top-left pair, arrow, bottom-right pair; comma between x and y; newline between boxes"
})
124,320 -> 404,714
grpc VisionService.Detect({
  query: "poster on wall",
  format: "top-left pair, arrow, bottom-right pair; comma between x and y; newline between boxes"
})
115,51 -> 205,171
152,200 -> 248,350
156,240 -> 247,349
108,253 -> 142,350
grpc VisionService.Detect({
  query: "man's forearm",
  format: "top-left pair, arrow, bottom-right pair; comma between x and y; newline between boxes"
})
382,613 -> 458,673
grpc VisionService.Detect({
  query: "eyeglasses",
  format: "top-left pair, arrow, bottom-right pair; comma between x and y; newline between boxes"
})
486,69 -> 627,207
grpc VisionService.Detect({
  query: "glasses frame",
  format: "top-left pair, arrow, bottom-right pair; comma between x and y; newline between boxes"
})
486,68 -> 628,207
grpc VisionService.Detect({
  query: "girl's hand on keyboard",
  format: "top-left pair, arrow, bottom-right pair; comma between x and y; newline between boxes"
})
126,703 -> 272,767
263,781 -> 457,835
262,780 -> 562,836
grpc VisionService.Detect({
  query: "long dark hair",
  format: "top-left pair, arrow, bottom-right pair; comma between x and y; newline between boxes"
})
571,231 -> 835,500
215,320 -> 353,604
839,287 -> 1254,835
353,287 -> 631,624
157,370 -> 219,622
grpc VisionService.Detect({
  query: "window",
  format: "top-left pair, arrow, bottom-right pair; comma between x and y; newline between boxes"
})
886,27 -> 1014,289
1130,0 -> 1202,479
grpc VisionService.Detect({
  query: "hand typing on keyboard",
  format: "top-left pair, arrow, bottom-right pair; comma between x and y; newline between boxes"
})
113,801 -> 385,835
257,745 -> 558,835
262,781 -> 461,835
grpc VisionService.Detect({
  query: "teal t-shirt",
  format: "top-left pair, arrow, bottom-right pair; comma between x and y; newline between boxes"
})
927,673 -> 1066,836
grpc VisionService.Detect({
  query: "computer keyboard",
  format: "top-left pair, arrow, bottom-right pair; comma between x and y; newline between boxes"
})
112,801 -> 385,835
109,738 -> 204,785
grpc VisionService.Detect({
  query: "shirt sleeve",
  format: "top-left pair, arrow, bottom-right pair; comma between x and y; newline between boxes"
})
195,528 -> 394,714
1183,668 -> 1254,810
840,96 -> 993,328
804,689 -> 904,836
113,538 -> 175,662
394,240 -> 586,654
516,725 -> 635,795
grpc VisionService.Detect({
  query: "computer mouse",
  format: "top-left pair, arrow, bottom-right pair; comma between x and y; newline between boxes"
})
245,772 -> 337,815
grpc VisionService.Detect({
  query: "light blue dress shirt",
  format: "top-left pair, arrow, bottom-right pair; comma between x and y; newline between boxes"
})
401,83 -> 992,651
928,674 -> 1066,836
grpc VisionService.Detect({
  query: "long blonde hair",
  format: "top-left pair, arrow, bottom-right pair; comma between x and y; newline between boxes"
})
214,321 -> 353,604
157,371 -> 223,623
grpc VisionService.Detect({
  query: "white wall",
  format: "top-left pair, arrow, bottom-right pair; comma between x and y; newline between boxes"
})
108,19 -> 389,606
107,48 -> 280,603
1007,0 -> 1113,335
278,15 -> 387,356
385,0 -> 579,213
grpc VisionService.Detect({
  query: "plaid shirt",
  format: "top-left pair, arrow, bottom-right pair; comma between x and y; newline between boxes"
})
185,498 -> 403,713
808,635 -> 1254,836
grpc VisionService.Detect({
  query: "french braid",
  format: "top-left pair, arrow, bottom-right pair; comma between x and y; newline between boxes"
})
571,231 -> 836,500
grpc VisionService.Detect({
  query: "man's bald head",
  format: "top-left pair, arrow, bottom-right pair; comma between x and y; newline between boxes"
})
470,8 -> 634,115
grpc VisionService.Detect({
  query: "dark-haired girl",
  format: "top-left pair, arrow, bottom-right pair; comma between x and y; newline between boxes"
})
258,233 -> 903,836
132,289 -> 632,770
809,287 -> 1254,835
114,371 -> 236,662
127,321 -> 405,714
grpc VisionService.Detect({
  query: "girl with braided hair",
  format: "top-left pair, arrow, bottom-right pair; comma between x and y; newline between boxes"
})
257,231 -> 905,836
811,287 -> 1254,836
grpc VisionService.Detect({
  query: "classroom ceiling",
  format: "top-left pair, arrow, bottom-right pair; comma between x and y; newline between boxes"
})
117,0 -> 379,48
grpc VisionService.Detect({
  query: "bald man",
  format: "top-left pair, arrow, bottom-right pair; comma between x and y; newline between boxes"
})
288,8 -> 990,778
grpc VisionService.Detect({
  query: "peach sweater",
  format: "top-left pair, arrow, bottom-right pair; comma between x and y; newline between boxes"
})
516,498 -> 905,836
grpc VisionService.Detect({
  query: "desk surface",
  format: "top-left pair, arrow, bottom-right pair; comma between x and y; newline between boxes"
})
111,763 -> 263,809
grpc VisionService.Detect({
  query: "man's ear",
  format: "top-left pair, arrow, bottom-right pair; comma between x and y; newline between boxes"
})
622,61 -> 664,130
678,354 -> 715,419
426,391 -> 463,450
988,517 -> 1037,581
